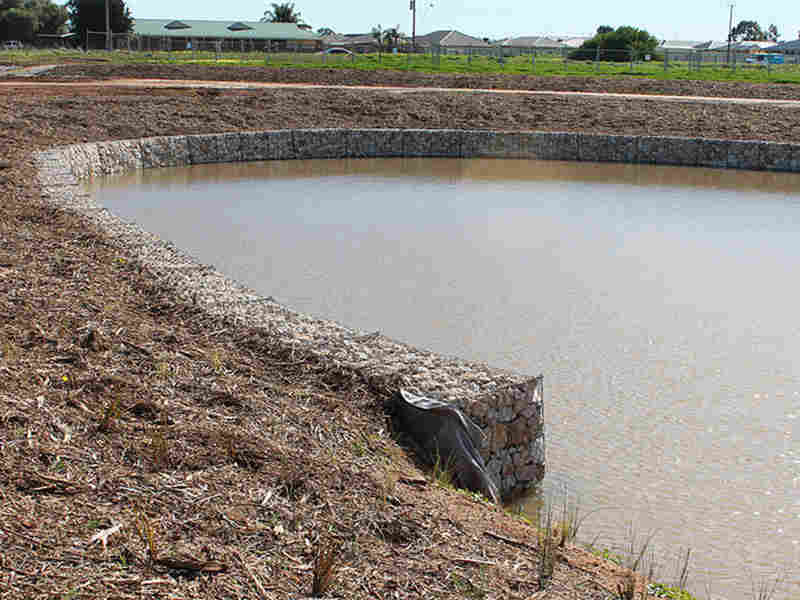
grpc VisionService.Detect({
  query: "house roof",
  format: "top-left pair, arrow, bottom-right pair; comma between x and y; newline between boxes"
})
695,40 -> 733,50
734,40 -> 777,50
695,39 -> 778,51
132,19 -> 319,40
502,36 -> 566,48
414,30 -> 451,46
415,30 -> 489,47
561,36 -> 591,48
765,39 -> 800,51
321,33 -> 379,47
660,40 -> 704,50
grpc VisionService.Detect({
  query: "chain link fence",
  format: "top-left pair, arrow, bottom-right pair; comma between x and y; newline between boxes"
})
3,34 -> 800,80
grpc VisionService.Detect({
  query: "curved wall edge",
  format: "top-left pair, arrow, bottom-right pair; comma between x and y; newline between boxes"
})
34,128 -> 799,497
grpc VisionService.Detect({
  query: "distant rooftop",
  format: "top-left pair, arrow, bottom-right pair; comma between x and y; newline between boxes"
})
766,39 -> 800,51
133,18 -> 319,40
501,36 -> 566,48
414,30 -> 490,47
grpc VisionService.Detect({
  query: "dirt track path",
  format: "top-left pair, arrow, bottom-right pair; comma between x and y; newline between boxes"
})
4,76 -> 800,107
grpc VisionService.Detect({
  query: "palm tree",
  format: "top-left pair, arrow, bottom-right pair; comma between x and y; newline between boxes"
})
261,2 -> 303,24
383,27 -> 400,51
371,24 -> 383,51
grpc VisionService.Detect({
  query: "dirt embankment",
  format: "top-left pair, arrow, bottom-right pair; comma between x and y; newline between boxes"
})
3,75 -> 800,144
0,64 -> 795,599
28,61 -> 800,101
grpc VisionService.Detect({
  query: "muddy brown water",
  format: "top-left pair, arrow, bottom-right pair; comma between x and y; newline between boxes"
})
87,158 -> 800,599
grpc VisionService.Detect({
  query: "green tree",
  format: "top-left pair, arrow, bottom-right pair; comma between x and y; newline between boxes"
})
570,25 -> 659,61
766,24 -> 779,42
730,20 -> 765,41
316,26 -> 334,36
25,0 -> 67,34
0,0 -> 66,41
262,2 -> 304,24
383,26 -> 400,50
371,24 -> 382,51
0,7 -> 35,41
66,0 -> 132,44
596,25 -> 613,35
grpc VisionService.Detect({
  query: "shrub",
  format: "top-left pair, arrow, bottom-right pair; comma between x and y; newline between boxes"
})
569,25 -> 660,62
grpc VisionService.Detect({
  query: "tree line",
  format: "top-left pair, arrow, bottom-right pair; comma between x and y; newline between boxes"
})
1,0 -> 135,44
0,0 -> 68,42
729,20 -> 779,42
570,19 -> 784,62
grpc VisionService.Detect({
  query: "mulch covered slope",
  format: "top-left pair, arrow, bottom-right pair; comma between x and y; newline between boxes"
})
5,81 -> 800,143
0,67 -> 798,598
33,61 -> 800,101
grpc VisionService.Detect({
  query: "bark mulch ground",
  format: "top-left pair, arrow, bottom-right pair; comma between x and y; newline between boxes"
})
1,64 -> 796,599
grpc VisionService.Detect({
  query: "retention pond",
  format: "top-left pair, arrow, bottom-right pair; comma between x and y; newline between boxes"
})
88,157 -> 800,600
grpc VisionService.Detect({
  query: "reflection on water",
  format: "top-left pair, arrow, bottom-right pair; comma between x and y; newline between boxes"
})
88,158 -> 800,600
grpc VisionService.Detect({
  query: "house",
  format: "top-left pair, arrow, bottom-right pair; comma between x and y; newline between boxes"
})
696,39 -> 777,53
500,36 -> 566,57
561,36 -> 592,48
660,40 -> 705,51
765,39 -> 800,55
659,40 -> 705,60
502,36 -> 566,49
732,40 -> 779,52
414,30 -> 490,53
321,33 -> 380,53
131,19 -> 321,52
693,40 -> 728,51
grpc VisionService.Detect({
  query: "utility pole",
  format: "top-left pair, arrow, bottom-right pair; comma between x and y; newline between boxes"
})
726,2 -> 734,66
410,0 -> 416,52
105,0 -> 111,51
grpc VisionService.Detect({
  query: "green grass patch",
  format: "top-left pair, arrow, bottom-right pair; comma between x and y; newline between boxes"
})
2,47 -> 800,86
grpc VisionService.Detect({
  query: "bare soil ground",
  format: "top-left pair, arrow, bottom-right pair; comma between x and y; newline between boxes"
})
27,62 -> 800,101
1,63 -> 796,599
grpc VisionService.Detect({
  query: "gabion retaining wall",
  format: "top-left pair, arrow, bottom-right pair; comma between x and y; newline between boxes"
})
34,128 -> 800,498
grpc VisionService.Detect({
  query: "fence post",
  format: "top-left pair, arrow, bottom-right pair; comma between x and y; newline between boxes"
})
594,46 -> 600,71
629,48 -> 633,71
531,49 -> 535,71
664,49 -> 668,71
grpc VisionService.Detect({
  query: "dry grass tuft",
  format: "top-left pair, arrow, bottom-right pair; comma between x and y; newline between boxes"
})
134,510 -> 158,564
97,397 -> 121,432
312,538 -> 342,597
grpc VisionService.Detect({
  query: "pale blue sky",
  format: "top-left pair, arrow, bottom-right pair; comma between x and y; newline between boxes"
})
59,0 -> 799,43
